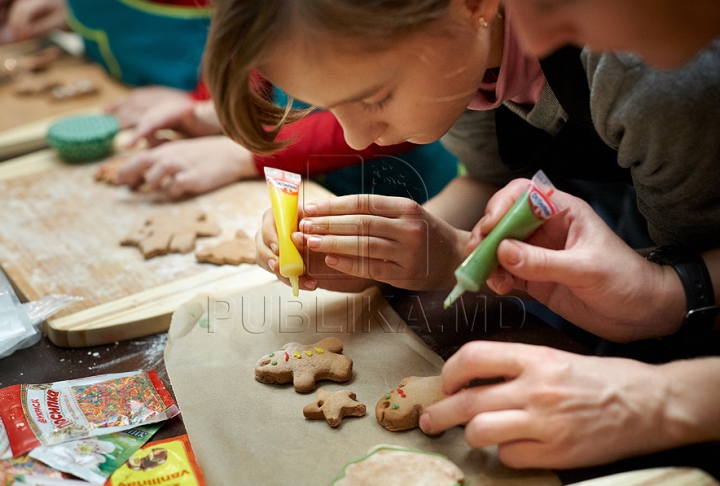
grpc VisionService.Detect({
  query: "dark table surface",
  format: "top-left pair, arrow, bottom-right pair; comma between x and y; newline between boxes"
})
2,287 -> 719,484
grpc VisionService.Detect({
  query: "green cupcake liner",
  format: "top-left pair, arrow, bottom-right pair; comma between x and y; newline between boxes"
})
47,114 -> 120,163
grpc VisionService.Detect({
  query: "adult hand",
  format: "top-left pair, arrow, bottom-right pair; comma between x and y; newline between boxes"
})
4,0 -> 66,42
420,341 -> 703,469
116,136 -> 258,198
469,179 -> 685,342
298,194 -> 468,291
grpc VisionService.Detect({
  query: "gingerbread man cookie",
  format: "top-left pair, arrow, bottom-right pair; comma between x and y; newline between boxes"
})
255,337 -> 353,393
331,444 -> 465,486
376,376 -> 449,432
303,389 -> 366,427
121,209 -> 220,258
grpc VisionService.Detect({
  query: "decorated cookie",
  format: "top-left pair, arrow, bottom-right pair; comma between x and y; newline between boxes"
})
331,444 -> 465,486
255,337 -> 352,393
195,229 -> 256,265
376,376 -> 449,432
303,389 -> 366,427
121,209 -> 220,258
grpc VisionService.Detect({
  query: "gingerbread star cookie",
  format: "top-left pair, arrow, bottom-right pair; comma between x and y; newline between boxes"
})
376,376 -> 449,432
196,229 -> 256,265
121,209 -> 220,258
303,389 -> 366,427
331,445 -> 465,486
255,337 -> 353,393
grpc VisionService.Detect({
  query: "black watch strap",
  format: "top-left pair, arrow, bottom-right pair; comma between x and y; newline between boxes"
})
647,245 -> 718,339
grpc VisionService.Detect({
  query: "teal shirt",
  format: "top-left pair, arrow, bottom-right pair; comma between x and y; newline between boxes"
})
66,0 -> 212,90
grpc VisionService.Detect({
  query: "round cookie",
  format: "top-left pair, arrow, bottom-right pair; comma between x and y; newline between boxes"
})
376,375 -> 449,432
331,445 -> 465,486
47,114 -> 120,163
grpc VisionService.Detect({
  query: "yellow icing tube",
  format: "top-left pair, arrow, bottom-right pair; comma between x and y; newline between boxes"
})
265,167 -> 305,296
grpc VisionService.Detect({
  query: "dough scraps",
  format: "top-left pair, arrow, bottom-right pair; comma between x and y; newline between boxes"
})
121,209 -> 220,259
195,229 -> 256,266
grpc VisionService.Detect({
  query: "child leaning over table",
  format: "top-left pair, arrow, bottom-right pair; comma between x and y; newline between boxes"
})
2,0 -> 460,201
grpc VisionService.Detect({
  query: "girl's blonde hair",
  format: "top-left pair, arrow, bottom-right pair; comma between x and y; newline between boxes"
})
204,0 -> 450,154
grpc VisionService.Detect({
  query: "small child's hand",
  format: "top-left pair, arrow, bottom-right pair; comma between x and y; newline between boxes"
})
104,86 -> 191,130
4,0 -> 66,43
256,203 -> 373,293
126,99 -> 222,148
116,136 -> 259,198
299,195 -> 466,291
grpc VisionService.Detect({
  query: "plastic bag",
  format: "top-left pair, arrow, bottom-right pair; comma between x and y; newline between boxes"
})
0,271 -> 82,359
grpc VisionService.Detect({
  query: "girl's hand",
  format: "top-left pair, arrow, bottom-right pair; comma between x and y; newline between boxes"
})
116,136 -> 258,198
299,194 -> 468,291
469,180 -> 685,342
256,203 -> 375,293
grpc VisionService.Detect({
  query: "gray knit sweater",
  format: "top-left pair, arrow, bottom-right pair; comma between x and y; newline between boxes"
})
441,41 -> 720,251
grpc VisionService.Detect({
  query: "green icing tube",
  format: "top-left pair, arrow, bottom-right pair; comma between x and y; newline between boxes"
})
444,171 -> 559,309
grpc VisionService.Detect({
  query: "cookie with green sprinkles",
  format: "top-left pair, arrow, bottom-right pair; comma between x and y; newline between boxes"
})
376,375 -> 449,432
46,114 -> 120,163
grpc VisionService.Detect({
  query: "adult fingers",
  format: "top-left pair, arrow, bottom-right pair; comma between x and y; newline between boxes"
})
464,409 -> 536,449
479,179 -> 531,235
420,384 -> 526,434
495,239 -> 591,287
441,341 -> 529,395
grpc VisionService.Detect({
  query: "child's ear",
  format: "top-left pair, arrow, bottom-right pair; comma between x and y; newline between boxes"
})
462,0 -> 502,29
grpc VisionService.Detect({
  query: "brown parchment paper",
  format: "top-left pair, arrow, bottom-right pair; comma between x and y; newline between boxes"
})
165,281 -> 560,486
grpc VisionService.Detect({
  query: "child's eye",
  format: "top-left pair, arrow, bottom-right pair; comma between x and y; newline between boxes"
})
361,93 -> 392,112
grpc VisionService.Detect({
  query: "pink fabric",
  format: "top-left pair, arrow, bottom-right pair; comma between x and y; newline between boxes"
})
468,15 -> 546,110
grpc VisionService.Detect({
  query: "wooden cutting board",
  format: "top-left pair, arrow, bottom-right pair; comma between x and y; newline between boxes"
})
0,145 -> 330,347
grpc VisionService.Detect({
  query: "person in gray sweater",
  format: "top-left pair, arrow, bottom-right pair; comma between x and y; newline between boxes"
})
421,0 -> 720,472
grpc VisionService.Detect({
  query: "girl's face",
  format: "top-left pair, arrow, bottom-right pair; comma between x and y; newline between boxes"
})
260,1 -> 496,150
503,0 -> 715,69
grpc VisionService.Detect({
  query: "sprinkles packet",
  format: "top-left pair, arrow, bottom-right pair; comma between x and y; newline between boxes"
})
29,423 -> 162,484
106,434 -> 205,486
1,418 -> 11,459
0,371 -> 179,458
0,454 -> 66,485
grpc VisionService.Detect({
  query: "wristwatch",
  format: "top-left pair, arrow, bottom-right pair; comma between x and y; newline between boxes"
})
646,245 -> 719,340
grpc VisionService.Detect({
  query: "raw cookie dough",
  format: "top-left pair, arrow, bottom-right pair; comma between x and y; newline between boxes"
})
303,389 -> 366,428
376,376 -> 449,432
121,209 -> 220,258
331,445 -> 465,486
196,229 -> 256,265
255,337 -> 353,393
